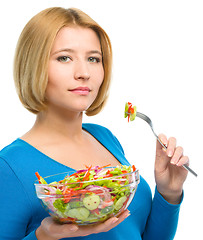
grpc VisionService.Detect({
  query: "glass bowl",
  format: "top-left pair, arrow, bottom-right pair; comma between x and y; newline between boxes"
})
35,167 -> 139,225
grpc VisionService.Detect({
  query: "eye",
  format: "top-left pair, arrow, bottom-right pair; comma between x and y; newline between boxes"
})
57,56 -> 71,63
88,57 -> 101,63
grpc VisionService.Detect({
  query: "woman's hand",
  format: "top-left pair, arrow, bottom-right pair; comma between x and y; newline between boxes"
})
36,209 -> 130,240
155,134 -> 189,204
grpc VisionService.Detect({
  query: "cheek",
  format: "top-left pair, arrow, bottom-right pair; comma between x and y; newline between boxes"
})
48,64 -> 61,84
47,63 -> 69,89
46,66 -> 63,99
47,63 -> 58,88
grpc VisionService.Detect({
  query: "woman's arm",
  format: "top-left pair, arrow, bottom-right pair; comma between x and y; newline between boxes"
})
142,187 -> 182,240
154,134 -> 188,204
143,134 -> 188,239
0,157 -> 37,239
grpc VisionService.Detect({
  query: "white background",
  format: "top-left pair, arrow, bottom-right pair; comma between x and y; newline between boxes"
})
0,0 -> 202,239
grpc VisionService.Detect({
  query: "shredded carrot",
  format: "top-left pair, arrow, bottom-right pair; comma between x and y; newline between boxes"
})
83,165 -> 92,181
98,164 -> 111,169
112,196 -> 117,201
35,172 -> 41,183
127,102 -> 134,122
132,165 -> 136,172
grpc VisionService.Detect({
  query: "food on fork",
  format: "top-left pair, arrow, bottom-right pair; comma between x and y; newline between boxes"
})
124,102 -> 137,122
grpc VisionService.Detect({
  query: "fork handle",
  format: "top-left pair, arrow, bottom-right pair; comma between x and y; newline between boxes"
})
181,164 -> 198,177
157,137 -> 198,177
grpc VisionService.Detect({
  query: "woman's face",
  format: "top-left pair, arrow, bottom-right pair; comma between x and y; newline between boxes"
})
46,26 -> 104,114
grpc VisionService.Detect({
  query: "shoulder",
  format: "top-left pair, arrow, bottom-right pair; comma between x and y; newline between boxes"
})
0,139 -> 20,158
83,123 -> 124,151
0,139 -> 32,193
82,123 -> 117,140
0,139 -> 27,162
82,123 -> 111,134
0,139 -> 39,177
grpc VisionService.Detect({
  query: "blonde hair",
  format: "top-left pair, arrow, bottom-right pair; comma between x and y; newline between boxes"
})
13,7 -> 112,116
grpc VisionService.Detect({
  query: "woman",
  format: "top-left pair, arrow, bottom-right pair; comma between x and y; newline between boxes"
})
0,7 -> 189,240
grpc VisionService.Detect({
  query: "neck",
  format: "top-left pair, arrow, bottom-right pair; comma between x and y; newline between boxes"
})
31,106 -> 84,141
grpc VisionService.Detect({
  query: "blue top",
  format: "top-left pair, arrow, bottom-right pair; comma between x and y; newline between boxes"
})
0,123 -> 182,240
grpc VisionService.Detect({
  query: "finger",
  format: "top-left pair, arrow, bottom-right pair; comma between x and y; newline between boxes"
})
41,217 -> 62,234
170,146 -> 183,165
166,137 -> 177,157
61,224 -> 79,233
156,134 -> 168,152
64,209 -> 130,237
155,134 -> 169,170
176,155 -> 189,167
41,217 -> 78,236
95,209 -> 130,233
105,209 -> 130,227
79,209 -> 130,236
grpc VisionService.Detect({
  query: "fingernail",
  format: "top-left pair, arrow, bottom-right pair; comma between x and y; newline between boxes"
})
126,213 -> 131,218
125,211 -> 131,218
111,217 -> 119,224
170,158 -> 177,165
168,150 -> 173,157
69,225 -> 78,231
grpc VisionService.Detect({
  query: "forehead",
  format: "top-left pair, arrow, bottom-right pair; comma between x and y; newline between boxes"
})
51,26 -> 101,52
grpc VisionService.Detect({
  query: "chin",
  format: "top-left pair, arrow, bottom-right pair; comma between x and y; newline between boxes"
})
47,96 -> 96,114
69,102 -> 93,113
74,97 -> 96,109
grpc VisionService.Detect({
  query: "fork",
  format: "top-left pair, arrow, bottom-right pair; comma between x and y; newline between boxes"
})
135,111 -> 198,177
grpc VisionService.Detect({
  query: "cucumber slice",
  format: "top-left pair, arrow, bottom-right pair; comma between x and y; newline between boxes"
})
130,106 -> 137,121
83,194 -> 100,210
100,205 -> 114,215
124,102 -> 129,118
67,207 -> 90,221
69,201 -> 83,208
86,213 -> 98,222
114,196 -> 127,210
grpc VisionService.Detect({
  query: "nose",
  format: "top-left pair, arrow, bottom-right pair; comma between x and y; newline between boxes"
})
74,60 -> 90,81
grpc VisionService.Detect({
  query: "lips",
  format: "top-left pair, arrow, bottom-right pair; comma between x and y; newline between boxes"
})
69,87 -> 90,95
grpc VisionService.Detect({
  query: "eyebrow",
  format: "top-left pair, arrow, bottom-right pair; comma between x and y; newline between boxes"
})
51,48 -> 102,56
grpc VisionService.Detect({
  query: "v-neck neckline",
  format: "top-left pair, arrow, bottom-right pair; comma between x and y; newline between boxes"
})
17,124 -> 123,171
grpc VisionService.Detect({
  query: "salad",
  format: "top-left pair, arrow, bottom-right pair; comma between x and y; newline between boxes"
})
35,164 -> 138,224
124,102 -> 137,122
